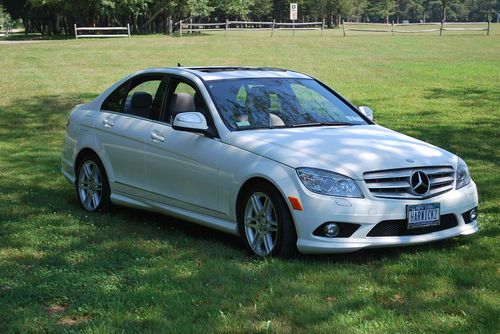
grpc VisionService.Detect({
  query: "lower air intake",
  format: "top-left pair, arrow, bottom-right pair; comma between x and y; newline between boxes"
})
367,214 -> 458,237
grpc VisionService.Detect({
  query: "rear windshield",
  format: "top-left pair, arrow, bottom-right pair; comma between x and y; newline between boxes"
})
206,78 -> 367,130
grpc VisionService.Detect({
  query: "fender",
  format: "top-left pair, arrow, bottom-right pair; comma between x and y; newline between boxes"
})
217,143 -> 302,220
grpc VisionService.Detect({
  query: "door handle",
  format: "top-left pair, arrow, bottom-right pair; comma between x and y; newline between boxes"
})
151,131 -> 165,143
103,118 -> 114,127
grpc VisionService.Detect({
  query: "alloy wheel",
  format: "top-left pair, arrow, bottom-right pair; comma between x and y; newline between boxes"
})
78,160 -> 103,211
243,192 -> 278,256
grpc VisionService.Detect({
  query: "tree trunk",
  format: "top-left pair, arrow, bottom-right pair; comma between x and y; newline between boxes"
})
442,0 -> 448,22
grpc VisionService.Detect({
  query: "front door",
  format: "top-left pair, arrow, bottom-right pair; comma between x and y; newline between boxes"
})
143,79 -> 221,215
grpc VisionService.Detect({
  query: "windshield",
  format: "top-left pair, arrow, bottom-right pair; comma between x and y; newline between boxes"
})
206,78 -> 367,130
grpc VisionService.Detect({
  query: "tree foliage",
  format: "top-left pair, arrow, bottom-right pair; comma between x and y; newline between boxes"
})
0,0 -> 497,34
0,4 -> 12,30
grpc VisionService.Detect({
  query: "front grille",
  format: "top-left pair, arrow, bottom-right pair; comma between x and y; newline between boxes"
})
367,214 -> 458,237
364,166 -> 455,199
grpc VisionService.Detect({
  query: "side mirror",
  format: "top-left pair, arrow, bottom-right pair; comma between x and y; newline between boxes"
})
172,112 -> 210,135
358,106 -> 374,122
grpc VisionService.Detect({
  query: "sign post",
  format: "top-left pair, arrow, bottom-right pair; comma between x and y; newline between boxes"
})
290,3 -> 297,37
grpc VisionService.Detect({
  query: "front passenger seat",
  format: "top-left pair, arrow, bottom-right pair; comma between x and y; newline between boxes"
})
245,86 -> 271,128
169,93 -> 197,123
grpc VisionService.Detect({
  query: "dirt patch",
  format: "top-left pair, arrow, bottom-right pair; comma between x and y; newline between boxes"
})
57,316 -> 89,326
46,304 -> 68,314
325,296 -> 337,302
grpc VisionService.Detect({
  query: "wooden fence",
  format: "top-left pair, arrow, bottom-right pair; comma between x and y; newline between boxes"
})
0,28 -> 10,38
342,21 -> 490,36
74,24 -> 131,39
176,20 -> 325,37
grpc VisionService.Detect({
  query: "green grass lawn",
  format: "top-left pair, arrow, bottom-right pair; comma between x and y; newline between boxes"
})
0,28 -> 499,333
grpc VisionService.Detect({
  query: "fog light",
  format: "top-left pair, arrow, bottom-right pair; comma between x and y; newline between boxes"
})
324,223 -> 339,237
470,208 -> 477,221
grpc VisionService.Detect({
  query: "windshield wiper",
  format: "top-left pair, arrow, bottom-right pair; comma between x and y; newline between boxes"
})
291,122 -> 355,128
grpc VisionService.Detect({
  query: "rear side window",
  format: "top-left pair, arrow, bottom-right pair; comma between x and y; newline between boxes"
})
101,85 -> 128,113
101,75 -> 166,120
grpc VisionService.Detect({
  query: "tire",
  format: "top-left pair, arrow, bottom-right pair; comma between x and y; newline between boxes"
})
237,182 -> 297,258
76,154 -> 112,212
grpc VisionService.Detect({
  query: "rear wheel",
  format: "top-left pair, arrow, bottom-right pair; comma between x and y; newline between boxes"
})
238,182 -> 297,258
76,154 -> 111,212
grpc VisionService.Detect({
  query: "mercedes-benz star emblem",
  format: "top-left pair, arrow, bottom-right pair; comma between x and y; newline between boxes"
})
410,170 -> 430,195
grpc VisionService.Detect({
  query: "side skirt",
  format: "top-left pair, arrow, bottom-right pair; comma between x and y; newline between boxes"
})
110,191 -> 239,236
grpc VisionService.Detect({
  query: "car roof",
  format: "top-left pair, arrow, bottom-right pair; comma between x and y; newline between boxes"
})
138,66 -> 312,81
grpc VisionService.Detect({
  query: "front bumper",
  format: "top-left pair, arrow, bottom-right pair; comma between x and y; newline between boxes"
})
291,181 -> 479,254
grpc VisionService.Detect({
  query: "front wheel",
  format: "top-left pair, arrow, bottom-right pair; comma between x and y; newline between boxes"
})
76,154 -> 111,212
238,183 -> 297,258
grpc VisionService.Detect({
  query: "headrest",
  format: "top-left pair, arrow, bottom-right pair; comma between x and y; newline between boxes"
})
246,86 -> 270,110
131,92 -> 152,109
194,92 -> 205,110
245,86 -> 271,127
170,93 -> 196,114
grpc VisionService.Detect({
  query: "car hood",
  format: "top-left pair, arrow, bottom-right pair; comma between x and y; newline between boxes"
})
229,125 -> 457,179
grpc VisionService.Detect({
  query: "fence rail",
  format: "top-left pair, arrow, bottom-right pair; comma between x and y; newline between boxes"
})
74,24 -> 131,39
342,21 -> 490,36
177,20 -> 325,37
0,28 -> 10,37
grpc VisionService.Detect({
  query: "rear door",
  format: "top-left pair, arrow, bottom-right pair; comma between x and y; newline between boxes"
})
143,78 -> 222,215
95,74 -> 167,195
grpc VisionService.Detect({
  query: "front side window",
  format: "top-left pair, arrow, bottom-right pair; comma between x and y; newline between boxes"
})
164,80 -> 209,124
101,75 -> 166,120
207,78 -> 367,130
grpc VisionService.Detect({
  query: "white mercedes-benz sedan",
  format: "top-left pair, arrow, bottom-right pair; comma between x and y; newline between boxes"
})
61,67 -> 479,257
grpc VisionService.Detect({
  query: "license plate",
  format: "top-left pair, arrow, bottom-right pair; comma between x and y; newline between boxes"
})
407,203 -> 440,229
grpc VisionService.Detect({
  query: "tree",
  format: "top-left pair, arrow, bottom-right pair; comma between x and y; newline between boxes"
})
0,0 -> 497,35
440,0 -> 455,21
250,0 -> 273,20
349,0 -> 368,22
366,0 -> 397,22
188,0 -> 214,18
225,0 -> 254,20
0,4 -> 12,30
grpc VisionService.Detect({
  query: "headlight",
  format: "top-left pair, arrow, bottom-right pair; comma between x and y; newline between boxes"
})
456,158 -> 471,190
296,167 -> 364,198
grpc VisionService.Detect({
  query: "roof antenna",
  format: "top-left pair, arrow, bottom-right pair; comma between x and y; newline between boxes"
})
177,63 -> 182,67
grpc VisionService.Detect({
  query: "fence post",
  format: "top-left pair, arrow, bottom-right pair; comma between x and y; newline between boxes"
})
74,24 -> 78,39
321,18 -> 325,37
179,20 -> 182,37
127,23 -> 131,37
487,19 -> 490,36
391,21 -> 394,36
169,19 -> 173,34
225,19 -> 228,38
440,20 -> 443,36
292,20 -> 295,37
271,19 -> 275,37
342,20 -> 346,37
189,18 -> 192,35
